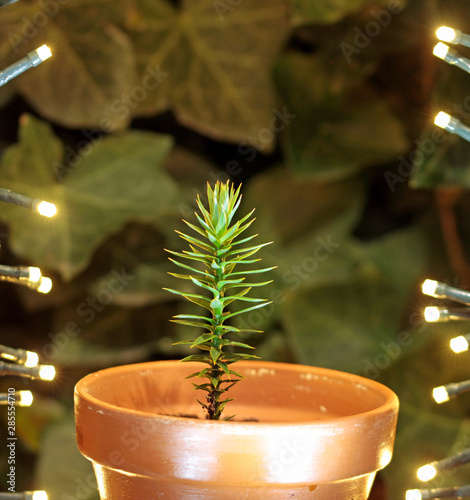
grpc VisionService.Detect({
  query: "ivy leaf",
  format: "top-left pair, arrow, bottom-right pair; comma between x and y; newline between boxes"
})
0,114 -> 177,280
275,53 -> 407,180
281,226 -> 427,374
121,0 -> 289,148
409,126 -> 470,189
0,0 -> 137,130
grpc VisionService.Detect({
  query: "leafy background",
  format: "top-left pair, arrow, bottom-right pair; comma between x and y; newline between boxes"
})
0,0 -> 470,498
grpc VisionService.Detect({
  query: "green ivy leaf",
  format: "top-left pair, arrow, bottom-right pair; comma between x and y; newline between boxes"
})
275,53 -> 407,180
121,0 -> 289,148
0,114 -> 177,280
281,226 -> 427,374
0,0 -> 136,130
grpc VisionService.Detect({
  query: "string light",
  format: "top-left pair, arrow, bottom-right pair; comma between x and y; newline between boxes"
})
436,26 -> 470,48
417,448 -> 470,482
450,333 -> 470,353
34,200 -> 56,218
0,45 -> 52,87
434,112 -> 470,143
406,484 -> 470,499
0,265 -> 41,284
433,42 -> 470,74
0,390 -> 33,407
0,492 -> 48,500
424,306 -> 470,322
433,379 -> 470,403
0,361 -> 55,381
0,188 -> 56,217
0,344 -> 39,367
422,279 -> 470,305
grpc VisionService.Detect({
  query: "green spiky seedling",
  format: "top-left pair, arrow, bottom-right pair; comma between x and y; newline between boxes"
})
164,181 -> 274,420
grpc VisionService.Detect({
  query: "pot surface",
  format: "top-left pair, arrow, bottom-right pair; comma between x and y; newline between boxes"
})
75,360 -> 399,499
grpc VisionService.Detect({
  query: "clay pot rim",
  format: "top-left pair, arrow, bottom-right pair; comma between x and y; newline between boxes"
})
75,359 -> 398,427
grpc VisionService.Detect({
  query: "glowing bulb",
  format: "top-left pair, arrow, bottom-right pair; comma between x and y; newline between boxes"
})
424,306 -> 441,322
38,365 -> 55,381
18,390 -> 33,407
32,491 -> 49,500
433,386 -> 450,404
24,350 -> 39,368
450,335 -> 469,353
422,279 -> 438,296
37,277 -> 52,294
433,42 -> 450,59
434,111 -> 451,129
28,266 -> 41,283
436,26 -> 457,42
417,464 -> 437,481
405,490 -> 422,500
35,45 -> 52,61
36,201 -> 56,217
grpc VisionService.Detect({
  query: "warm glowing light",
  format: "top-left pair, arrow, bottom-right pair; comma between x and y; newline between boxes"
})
433,386 -> 450,404
405,490 -> 422,500
24,350 -> 39,368
422,279 -> 438,297
35,44 -> 52,61
436,26 -> 457,42
433,42 -> 450,59
18,390 -> 33,407
434,111 -> 451,129
424,306 -> 441,322
450,335 -> 469,353
37,277 -> 52,294
36,201 -> 56,217
417,463 -> 437,481
28,266 -> 41,283
38,364 -> 55,381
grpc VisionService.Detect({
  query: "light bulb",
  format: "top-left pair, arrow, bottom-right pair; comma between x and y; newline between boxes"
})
405,490 -> 422,500
436,26 -> 457,42
38,365 -> 55,381
422,279 -> 438,296
417,463 -> 437,481
24,350 -> 39,368
28,266 -> 41,283
433,42 -> 450,59
37,277 -> 52,294
434,112 -> 451,129
18,390 -> 33,407
36,201 -> 56,217
424,306 -> 441,322
35,45 -> 52,61
31,491 -> 49,500
433,386 -> 450,404
450,335 -> 469,353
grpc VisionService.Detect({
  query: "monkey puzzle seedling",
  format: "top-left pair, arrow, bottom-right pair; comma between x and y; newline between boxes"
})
164,181 -> 274,420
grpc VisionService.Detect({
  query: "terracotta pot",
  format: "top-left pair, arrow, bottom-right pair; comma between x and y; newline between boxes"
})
74,360 -> 398,499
